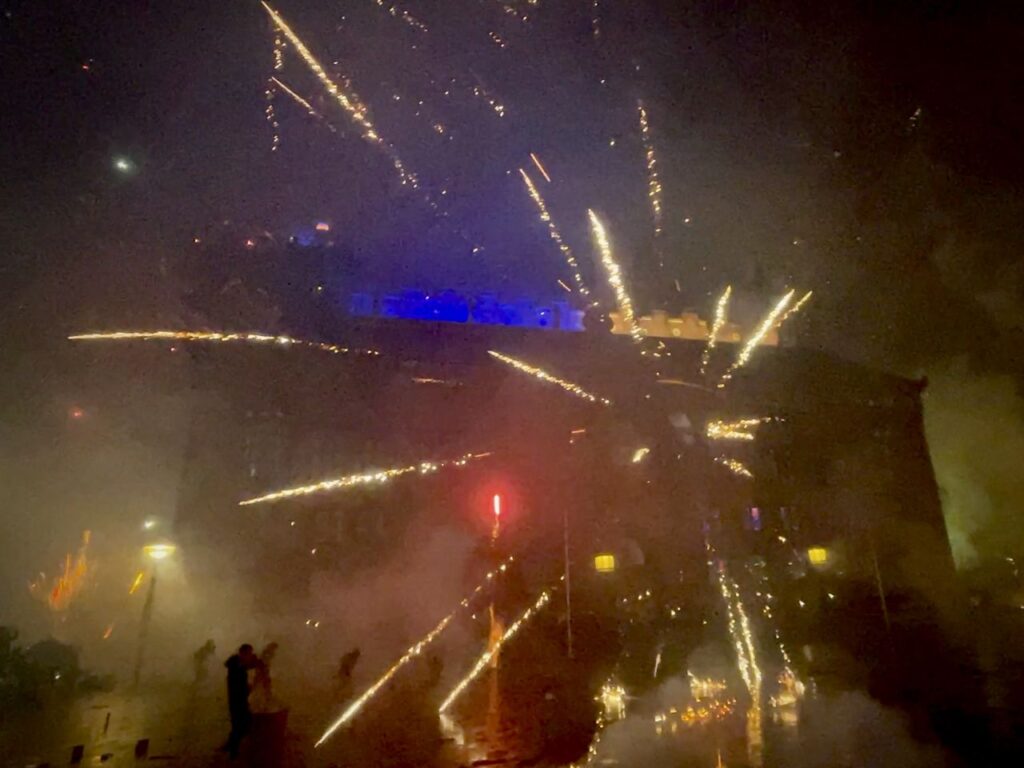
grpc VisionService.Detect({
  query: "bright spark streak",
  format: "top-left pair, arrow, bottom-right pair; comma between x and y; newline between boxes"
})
372,0 -> 428,33
315,555 -> 514,746
778,290 -> 813,326
240,452 -> 490,506
260,2 -> 423,192
718,290 -> 795,388
519,169 -> 590,299
706,418 -> 769,441
557,279 -> 572,293
488,351 -> 611,405
631,447 -> 651,463
270,76 -> 339,133
68,330 -> 380,357
637,101 -> 663,262
128,571 -> 145,595
529,152 -> 552,183
588,209 -> 641,342
714,456 -> 754,479
438,588 -> 552,714
700,285 -> 732,376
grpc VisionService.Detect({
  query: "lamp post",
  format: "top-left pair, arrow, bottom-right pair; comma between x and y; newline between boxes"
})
132,543 -> 175,689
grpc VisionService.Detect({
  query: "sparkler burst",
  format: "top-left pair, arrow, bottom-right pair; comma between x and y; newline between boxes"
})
271,76 -> 339,134
260,2 -> 424,193
518,169 -> 590,299
705,417 -> 769,442
373,0 -> 428,33
68,330 -> 380,357
588,209 -> 641,342
239,452 -> 490,506
700,285 -> 732,376
29,531 -> 91,612
315,556 -> 514,746
714,456 -> 754,479
438,587 -> 553,714
488,350 -> 611,405
637,101 -> 663,265
778,290 -> 813,325
717,289 -> 796,388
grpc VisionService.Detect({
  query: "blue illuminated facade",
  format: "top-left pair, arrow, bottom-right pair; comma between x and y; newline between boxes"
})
349,290 -> 585,332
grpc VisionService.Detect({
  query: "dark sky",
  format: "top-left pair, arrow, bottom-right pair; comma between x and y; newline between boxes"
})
1,0 -> 1023,565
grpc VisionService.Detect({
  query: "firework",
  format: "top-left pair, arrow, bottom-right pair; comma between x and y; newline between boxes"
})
488,351 -> 611,405
700,285 -> 732,376
438,587 -> 552,713
588,209 -> 641,342
778,290 -> 813,325
718,290 -> 796,388
716,563 -> 762,700
271,76 -> 339,134
68,330 -> 380,357
469,78 -> 506,118
373,0 -> 428,33
637,101 -> 663,264
518,169 -> 590,299
239,452 -> 490,506
128,571 -> 145,595
705,417 -> 770,441
714,456 -> 754,479
260,2 -> 423,192
529,152 -> 552,183
29,531 -> 91,612
315,556 -> 514,746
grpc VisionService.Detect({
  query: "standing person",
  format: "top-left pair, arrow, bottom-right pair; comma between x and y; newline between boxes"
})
223,643 -> 258,758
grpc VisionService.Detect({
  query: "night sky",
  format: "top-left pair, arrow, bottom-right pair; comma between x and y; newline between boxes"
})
2,0 -> 1023,566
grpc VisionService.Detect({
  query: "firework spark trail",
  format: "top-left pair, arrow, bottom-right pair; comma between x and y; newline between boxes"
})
373,0 -> 428,33
700,285 -> 732,375
777,290 -> 813,326
438,587 -> 553,714
715,562 -> 762,699
637,101 -> 663,265
271,76 -> 339,133
518,169 -> 591,299
314,556 -> 514,746
717,290 -> 796,388
705,417 -> 770,441
260,2 -> 424,194
264,35 -> 283,151
69,330 -> 380,357
529,152 -> 552,182
239,452 -> 490,506
30,531 -> 91,612
714,456 -> 754,479
588,209 -> 642,342
488,351 -> 611,405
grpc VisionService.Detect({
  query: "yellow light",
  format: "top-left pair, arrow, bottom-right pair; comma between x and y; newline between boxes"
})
594,553 -> 616,573
372,0 -> 428,33
637,101 -> 663,265
260,3 -> 426,194
519,169 -> 591,299
143,543 -> 175,561
807,547 -> 829,566
239,452 -> 490,506
315,555 -> 514,746
128,571 -> 145,595
706,417 -> 769,441
488,350 -> 611,405
588,209 -> 641,342
700,285 -> 732,375
438,587 -> 552,714
631,446 -> 650,463
68,330 -> 380,357
714,456 -> 754,479
271,76 -> 340,135
718,290 -> 796,388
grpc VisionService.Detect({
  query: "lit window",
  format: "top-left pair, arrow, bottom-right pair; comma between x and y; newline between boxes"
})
807,547 -> 829,566
594,553 -> 616,573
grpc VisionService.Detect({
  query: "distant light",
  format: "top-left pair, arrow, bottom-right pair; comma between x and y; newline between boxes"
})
631,447 -> 650,464
113,156 -> 134,173
807,547 -> 829,566
244,238 -> 256,249
594,553 -> 616,573
69,406 -> 85,420
315,221 -> 331,232
142,519 -> 157,530
827,592 -> 835,600
143,543 -> 175,561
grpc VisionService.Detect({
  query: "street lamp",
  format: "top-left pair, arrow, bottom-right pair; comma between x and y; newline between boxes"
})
133,541 -> 176,688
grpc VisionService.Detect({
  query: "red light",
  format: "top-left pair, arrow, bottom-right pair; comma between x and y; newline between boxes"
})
492,494 -> 501,518
69,407 -> 85,420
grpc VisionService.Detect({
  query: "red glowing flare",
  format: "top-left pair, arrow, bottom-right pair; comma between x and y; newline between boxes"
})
492,494 -> 502,518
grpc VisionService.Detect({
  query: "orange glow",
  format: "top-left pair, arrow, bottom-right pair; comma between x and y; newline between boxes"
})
30,531 -> 91,612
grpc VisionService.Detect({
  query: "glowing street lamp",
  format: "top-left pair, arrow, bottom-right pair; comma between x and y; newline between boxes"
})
133,541 -> 176,687
143,543 -> 175,561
